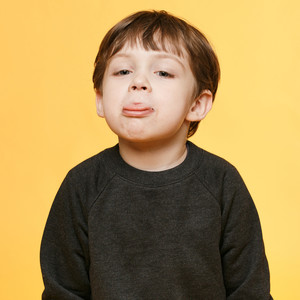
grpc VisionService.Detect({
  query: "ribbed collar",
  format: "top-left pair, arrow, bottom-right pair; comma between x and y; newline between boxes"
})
103,141 -> 203,187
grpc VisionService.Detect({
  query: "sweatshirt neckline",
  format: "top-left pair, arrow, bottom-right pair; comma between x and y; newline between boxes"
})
105,141 -> 202,187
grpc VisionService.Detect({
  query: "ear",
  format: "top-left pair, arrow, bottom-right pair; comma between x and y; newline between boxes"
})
95,89 -> 105,118
186,90 -> 213,122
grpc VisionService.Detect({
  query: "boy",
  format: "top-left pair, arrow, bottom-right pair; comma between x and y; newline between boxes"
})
41,10 -> 272,299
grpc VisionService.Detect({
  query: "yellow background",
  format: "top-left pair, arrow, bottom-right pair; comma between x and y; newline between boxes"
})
0,0 -> 299,299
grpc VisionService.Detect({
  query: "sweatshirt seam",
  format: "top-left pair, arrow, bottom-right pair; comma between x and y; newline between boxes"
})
194,172 -> 220,204
88,173 -> 118,214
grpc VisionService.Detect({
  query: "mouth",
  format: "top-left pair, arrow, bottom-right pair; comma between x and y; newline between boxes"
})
122,106 -> 154,117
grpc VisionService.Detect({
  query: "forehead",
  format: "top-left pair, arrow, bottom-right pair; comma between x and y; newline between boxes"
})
109,38 -> 190,64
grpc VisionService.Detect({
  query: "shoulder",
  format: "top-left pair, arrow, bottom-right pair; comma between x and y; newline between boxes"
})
67,145 -> 117,180
189,141 -> 240,179
57,145 -> 119,209
189,142 -> 247,200
189,142 -> 257,222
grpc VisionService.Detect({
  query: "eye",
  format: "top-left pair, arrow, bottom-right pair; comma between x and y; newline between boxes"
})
156,71 -> 174,78
114,69 -> 131,76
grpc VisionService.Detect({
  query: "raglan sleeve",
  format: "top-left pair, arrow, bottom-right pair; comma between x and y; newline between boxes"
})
220,166 -> 273,300
40,170 -> 91,299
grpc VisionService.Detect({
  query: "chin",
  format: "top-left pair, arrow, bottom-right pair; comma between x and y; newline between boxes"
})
117,129 -> 152,142
120,136 -> 153,143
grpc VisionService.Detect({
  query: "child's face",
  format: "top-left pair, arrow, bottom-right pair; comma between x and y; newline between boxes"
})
96,43 -> 198,143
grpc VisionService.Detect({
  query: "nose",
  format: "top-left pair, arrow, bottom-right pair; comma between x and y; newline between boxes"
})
129,73 -> 152,92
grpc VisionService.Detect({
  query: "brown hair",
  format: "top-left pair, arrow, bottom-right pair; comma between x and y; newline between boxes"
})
93,10 -> 220,137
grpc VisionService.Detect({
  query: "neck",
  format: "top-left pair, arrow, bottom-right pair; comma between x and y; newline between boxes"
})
118,138 -> 188,172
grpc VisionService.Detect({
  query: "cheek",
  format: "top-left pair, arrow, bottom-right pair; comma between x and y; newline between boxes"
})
102,88 -> 121,109
169,90 -> 193,113
103,78 -> 127,99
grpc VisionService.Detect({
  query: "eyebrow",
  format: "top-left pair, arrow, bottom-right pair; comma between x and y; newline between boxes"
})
111,52 -> 186,69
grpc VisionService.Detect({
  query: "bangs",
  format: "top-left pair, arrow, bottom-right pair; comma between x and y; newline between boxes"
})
105,12 -> 188,59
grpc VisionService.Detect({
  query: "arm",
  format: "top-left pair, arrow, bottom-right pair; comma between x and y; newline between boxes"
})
220,169 -> 273,299
40,172 -> 91,299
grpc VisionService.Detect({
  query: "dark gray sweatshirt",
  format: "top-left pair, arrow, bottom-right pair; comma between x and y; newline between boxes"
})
40,142 -> 272,299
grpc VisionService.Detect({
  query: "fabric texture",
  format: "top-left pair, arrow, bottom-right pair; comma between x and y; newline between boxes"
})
40,141 -> 272,299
